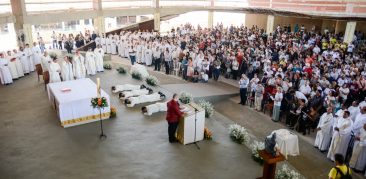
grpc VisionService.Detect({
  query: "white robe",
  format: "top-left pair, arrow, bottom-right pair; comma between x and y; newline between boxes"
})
136,45 -> 143,63
100,37 -> 107,52
85,52 -> 96,75
0,58 -> 13,85
61,60 -> 74,81
14,55 -> 24,77
350,127 -> 366,171
94,48 -> 104,72
124,43 -> 130,57
314,113 -> 333,151
49,61 -> 61,83
111,39 -> 117,55
41,55 -> 51,72
143,102 -> 168,116
73,55 -> 86,79
31,46 -> 42,65
24,48 -> 34,72
126,93 -> 162,107
7,56 -> 19,79
18,51 -> 30,74
145,48 -> 153,66
112,84 -> 141,93
327,117 -> 353,161
119,88 -> 150,100
106,37 -> 112,54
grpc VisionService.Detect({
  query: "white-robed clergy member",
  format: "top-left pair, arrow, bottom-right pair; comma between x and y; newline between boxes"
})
314,107 -> 334,152
31,42 -> 42,65
18,47 -> 30,74
106,35 -> 112,54
85,48 -> 96,75
94,45 -> 104,72
73,51 -> 86,79
61,55 -> 74,81
49,55 -> 61,83
24,44 -> 35,72
6,51 -> 19,79
327,111 -> 353,161
350,123 -> 366,172
13,49 -> 24,77
0,53 -> 13,85
100,34 -> 107,52
111,36 -> 117,55
145,45 -> 153,66
41,51 -> 51,84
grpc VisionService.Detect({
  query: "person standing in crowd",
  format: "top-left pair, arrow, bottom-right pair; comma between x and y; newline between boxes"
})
6,51 -> 19,80
49,55 -> 61,83
153,46 -> 161,71
349,123 -> 366,173
314,107 -> 334,152
254,82 -> 264,111
239,74 -> 249,105
272,87 -> 283,122
166,94 -> 183,143
73,51 -> 86,79
164,48 -> 172,75
0,53 -> 13,85
51,31 -> 57,49
65,38 -> 73,54
61,55 -> 74,81
94,45 -> 104,72
40,51 -> 51,85
129,45 -> 136,65
85,48 -> 96,76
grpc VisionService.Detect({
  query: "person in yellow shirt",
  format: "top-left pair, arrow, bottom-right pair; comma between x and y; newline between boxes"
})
328,153 -> 352,179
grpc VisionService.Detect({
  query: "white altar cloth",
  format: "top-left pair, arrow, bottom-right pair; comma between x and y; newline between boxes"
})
271,129 -> 300,159
47,78 -> 110,128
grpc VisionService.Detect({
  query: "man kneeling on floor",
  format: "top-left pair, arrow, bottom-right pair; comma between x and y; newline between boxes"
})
166,93 -> 184,143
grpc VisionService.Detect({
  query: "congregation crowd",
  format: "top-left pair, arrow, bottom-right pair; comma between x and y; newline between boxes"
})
2,22 -> 366,176
93,23 -> 366,174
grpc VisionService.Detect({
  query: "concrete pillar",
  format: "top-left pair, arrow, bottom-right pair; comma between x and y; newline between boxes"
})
208,11 -> 214,29
266,15 -> 274,34
344,21 -> 357,44
154,12 -> 160,32
93,0 -> 105,34
10,0 -> 33,47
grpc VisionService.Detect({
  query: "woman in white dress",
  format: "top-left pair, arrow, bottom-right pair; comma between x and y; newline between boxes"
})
48,56 -> 61,83
61,56 -> 74,81
0,53 -> 13,85
85,48 -> 96,75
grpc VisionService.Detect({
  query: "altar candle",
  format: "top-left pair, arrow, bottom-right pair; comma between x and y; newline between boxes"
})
97,78 -> 100,97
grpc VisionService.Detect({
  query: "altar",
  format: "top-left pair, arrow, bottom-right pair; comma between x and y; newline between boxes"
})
47,78 -> 110,128
176,103 -> 205,145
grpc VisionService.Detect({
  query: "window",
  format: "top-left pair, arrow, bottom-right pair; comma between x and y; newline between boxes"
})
25,0 -> 93,13
0,0 -> 12,14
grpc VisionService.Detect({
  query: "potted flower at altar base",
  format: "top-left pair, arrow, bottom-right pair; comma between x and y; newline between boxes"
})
250,140 -> 265,165
228,124 -> 249,144
145,75 -> 159,86
198,99 -> 214,118
131,71 -> 142,80
204,127 -> 213,140
104,63 -> 112,70
110,107 -> 117,118
179,92 -> 193,104
116,67 -> 126,74
275,164 -> 301,179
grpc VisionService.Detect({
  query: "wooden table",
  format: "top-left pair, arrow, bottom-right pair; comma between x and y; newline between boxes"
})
257,150 -> 285,179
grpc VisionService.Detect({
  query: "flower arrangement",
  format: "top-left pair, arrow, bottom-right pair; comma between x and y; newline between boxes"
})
179,92 -> 193,104
228,124 -> 249,144
104,63 -> 112,70
145,75 -> 159,86
116,67 -> 126,74
91,97 -> 109,109
49,52 -> 57,60
110,107 -> 117,118
250,140 -> 265,165
204,127 -> 213,140
131,71 -> 142,80
275,164 -> 301,179
198,99 -> 214,118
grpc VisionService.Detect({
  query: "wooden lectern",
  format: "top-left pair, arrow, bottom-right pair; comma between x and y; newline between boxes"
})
257,150 -> 285,179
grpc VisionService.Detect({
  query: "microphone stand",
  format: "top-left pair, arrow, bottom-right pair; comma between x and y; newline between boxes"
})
191,105 -> 200,150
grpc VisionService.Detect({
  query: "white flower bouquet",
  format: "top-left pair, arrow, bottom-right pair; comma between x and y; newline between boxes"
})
131,71 -> 142,80
198,99 -> 214,118
275,164 -> 301,179
179,92 -> 193,104
250,140 -> 265,165
145,75 -> 159,86
228,124 -> 249,144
